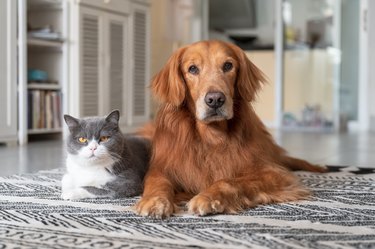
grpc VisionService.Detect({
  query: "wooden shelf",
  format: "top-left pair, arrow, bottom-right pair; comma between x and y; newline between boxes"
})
28,83 -> 61,90
27,0 -> 62,10
27,38 -> 63,51
28,128 -> 62,135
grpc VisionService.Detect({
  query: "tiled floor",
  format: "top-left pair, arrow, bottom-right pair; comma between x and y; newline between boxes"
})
272,131 -> 375,167
0,139 -> 66,176
1,131 -> 375,176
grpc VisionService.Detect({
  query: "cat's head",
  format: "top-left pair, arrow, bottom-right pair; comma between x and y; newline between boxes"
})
64,110 -> 124,165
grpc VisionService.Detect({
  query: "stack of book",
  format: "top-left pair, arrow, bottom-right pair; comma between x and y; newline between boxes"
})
28,90 -> 62,130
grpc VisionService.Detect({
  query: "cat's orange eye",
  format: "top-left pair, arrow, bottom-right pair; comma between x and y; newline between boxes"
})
100,136 -> 109,142
78,137 -> 87,143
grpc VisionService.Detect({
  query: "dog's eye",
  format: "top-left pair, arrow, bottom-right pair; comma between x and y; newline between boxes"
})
223,62 -> 233,72
188,65 -> 199,75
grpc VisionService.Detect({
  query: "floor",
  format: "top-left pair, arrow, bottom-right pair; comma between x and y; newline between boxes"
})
1,131 -> 375,176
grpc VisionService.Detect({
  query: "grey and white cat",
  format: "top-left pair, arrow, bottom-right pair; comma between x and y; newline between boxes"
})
61,110 -> 150,200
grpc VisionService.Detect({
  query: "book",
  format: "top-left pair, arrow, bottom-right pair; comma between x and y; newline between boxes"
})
28,89 -> 62,131
32,90 -> 40,129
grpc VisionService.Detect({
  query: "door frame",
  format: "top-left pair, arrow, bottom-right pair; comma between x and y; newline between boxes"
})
358,0 -> 371,131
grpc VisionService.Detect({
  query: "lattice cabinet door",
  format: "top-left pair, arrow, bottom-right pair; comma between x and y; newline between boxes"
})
79,7 -> 103,117
129,2 -> 150,125
106,14 -> 129,125
70,1 -> 150,129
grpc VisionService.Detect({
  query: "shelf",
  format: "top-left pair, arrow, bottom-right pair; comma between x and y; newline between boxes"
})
28,83 -> 61,90
28,38 -> 63,47
28,128 -> 62,135
27,0 -> 62,11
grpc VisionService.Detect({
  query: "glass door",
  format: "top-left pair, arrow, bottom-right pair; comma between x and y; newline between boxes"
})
281,0 -> 340,131
339,0 -> 360,130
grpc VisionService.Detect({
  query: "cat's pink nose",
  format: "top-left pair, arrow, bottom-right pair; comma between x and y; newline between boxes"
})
89,145 -> 97,151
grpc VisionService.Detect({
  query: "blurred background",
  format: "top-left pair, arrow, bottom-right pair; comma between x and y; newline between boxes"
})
154,0 -> 372,133
1,0 -> 375,174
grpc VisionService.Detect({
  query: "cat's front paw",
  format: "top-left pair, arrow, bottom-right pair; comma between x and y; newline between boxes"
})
61,188 -> 95,200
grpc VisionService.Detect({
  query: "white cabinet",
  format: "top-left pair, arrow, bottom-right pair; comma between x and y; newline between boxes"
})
69,0 -> 150,131
0,0 -> 17,144
1,0 -> 150,144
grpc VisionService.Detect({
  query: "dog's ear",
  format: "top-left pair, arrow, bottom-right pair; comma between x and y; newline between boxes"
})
229,43 -> 266,102
151,47 -> 186,106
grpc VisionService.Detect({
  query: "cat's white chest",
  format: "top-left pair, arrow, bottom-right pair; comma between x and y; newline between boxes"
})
61,154 -> 115,199
67,155 -> 114,186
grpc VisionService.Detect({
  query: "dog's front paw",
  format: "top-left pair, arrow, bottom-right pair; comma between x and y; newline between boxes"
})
187,194 -> 225,216
135,196 -> 174,219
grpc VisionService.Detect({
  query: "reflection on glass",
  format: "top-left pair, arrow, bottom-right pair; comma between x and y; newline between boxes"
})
282,0 -> 337,131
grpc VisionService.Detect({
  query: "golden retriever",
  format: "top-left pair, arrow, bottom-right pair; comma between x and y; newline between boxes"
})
136,40 -> 326,218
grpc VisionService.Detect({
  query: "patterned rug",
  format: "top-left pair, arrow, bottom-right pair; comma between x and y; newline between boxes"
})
0,166 -> 374,249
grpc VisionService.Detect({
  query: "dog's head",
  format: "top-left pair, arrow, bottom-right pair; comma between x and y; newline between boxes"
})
152,40 -> 265,123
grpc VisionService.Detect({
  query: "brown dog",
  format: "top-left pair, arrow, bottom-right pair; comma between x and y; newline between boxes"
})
136,40 -> 326,218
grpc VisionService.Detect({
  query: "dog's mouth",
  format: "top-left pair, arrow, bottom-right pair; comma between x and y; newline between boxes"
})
202,109 -> 228,122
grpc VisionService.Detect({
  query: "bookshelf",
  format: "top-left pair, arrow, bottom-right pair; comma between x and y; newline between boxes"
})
15,0 -> 151,144
19,0 -> 67,143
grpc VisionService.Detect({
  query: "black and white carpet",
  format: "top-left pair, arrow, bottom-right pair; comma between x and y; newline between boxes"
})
0,166 -> 374,249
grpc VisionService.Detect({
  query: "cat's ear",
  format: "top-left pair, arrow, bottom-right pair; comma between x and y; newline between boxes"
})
64,115 -> 79,132
106,110 -> 120,124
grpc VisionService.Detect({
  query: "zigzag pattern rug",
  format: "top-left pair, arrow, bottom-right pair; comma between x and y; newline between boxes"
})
0,166 -> 374,249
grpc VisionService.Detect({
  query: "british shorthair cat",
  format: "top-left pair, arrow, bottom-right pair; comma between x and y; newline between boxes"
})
61,110 -> 150,200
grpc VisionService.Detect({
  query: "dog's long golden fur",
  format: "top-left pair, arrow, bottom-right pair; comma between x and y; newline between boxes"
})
136,40 -> 326,218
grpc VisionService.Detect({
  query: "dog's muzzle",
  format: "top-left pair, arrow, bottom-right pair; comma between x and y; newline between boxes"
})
200,91 -> 229,121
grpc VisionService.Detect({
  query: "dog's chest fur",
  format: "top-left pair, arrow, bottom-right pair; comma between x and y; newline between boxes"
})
155,104 -> 265,194
166,127 -> 255,194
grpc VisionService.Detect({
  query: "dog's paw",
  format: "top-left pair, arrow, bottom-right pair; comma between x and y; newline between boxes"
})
317,164 -> 329,173
187,194 -> 225,216
135,196 -> 174,219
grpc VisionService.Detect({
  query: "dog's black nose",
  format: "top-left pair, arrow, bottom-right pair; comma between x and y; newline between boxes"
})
205,92 -> 226,109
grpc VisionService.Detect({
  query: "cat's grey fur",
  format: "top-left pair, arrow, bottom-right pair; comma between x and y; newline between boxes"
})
62,110 -> 150,198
